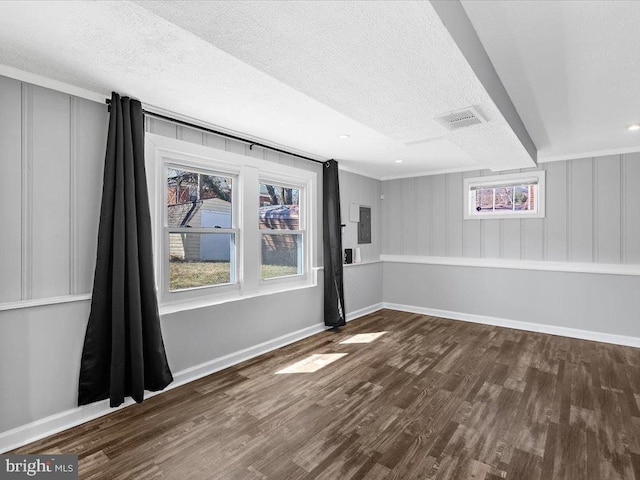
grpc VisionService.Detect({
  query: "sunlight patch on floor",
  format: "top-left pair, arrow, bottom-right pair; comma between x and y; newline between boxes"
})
339,332 -> 387,344
275,353 -> 348,374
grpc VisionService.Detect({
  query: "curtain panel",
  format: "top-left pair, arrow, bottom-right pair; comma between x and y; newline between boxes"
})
78,92 -> 173,407
322,160 -> 346,327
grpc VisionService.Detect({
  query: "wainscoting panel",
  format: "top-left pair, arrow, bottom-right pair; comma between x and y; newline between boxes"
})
0,76 -> 23,303
0,76 -> 108,305
382,154 -> 640,267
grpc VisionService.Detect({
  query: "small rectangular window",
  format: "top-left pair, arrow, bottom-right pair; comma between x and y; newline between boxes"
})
259,182 -> 303,280
464,171 -> 545,219
166,167 -> 236,291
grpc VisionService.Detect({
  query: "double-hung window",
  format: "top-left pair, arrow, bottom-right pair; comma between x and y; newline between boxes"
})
259,180 -> 304,281
146,134 -> 317,310
166,166 -> 237,291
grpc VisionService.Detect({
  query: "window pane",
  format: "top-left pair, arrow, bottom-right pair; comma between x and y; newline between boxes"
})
494,186 -> 513,211
475,188 -> 494,212
514,185 -> 530,210
167,168 -> 232,228
169,232 -> 235,290
259,183 -> 299,230
261,233 -> 301,280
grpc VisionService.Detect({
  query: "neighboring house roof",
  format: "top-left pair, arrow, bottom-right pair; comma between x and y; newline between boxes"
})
168,198 -> 232,228
260,205 -> 299,230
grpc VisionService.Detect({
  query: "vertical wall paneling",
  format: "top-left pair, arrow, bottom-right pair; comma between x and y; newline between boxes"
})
69,98 -> 79,294
383,153 -> 639,265
569,158 -> 593,263
0,76 -> 23,302
520,166 -> 544,261
566,161 -> 572,261
624,153 -> 640,263
20,83 -> 33,300
414,176 -> 430,256
202,132 -> 226,151
595,155 -> 621,264
177,125 -> 203,145
446,173 -> 463,257
339,170 -> 381,262
462,170 -> 481,257
592,158 -> 597,262
75,99 -> 108,294
430,175 -> 447,256
481,219 -> 501,258
381,178 -> 389,254
522,218 -> 544,261
543,162 -> 567,261
145,118 -> 178,138
226,138 -> 245,156
147,118 -> 177,138
264,150 -> 280,165
386,180 -> 403,254
277,152 -> 296,167
31,86 -> 71,298
501,218 -> 521,259
246,145 -> 264,160
621,155 -> 626,264
402,177 -> 416,255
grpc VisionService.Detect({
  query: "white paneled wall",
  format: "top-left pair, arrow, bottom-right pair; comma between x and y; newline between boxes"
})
382,155 -> 640,264
0,76 -> 107,304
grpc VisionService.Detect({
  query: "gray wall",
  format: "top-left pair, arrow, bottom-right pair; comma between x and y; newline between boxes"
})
382,156 -> 640,263
0,77 -> 380,436
339,170 -> 382,264
0,76 -> 107,303
338,170 -> 383,314
383,262 -> 640,338
381,156 -> 640,339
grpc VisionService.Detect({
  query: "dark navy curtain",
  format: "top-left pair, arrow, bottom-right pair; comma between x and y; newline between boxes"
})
323,160 -> 346,327
78,92 -> 173,407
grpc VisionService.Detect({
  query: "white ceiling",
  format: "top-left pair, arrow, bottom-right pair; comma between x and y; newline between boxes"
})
0,0 -> 537,179
0,2 -> 637,178
462,0 -> 640,162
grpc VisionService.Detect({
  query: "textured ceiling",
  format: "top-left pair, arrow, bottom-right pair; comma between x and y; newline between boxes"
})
462,0 -> 640,162
0,1 -> 536,179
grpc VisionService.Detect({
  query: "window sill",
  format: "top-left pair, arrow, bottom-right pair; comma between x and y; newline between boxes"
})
159,268 -> 321,316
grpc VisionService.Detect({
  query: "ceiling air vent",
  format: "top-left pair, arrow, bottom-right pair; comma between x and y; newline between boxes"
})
433,106 -> 487,131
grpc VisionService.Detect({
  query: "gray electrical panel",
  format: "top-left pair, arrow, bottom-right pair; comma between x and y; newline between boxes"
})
358,206 -> 371,244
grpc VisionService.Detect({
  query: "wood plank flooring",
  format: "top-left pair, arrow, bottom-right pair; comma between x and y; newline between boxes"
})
13,309 -> 640,479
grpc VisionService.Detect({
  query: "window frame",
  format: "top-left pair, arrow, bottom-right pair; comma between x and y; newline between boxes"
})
463,171 -> 546,220
164,162 -> 240,294
258,175 -> 308,284
145,134 -> 317,310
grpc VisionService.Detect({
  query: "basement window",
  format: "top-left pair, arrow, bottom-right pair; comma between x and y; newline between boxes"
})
464,171 -> 545,220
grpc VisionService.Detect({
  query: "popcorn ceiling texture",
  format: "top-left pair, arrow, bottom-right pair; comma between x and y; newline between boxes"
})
0,0 -> 534,178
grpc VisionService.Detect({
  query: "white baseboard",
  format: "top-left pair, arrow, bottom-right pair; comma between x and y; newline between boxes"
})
346,303 -> 384,322
0,302 -> 386,454
0,303 -> 382,453
383,302 -> 640,348
0,322 -> 328,453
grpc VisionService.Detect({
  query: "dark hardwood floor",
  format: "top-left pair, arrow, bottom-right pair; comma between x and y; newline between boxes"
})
13,309 -> 640,479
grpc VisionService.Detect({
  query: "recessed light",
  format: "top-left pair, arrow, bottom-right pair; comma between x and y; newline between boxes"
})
394,160 -> 403,164
337,134 -> 350,139
628,124 -> 640,131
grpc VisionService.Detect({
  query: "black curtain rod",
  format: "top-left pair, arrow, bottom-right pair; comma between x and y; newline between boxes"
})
106,99 -> 326,166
